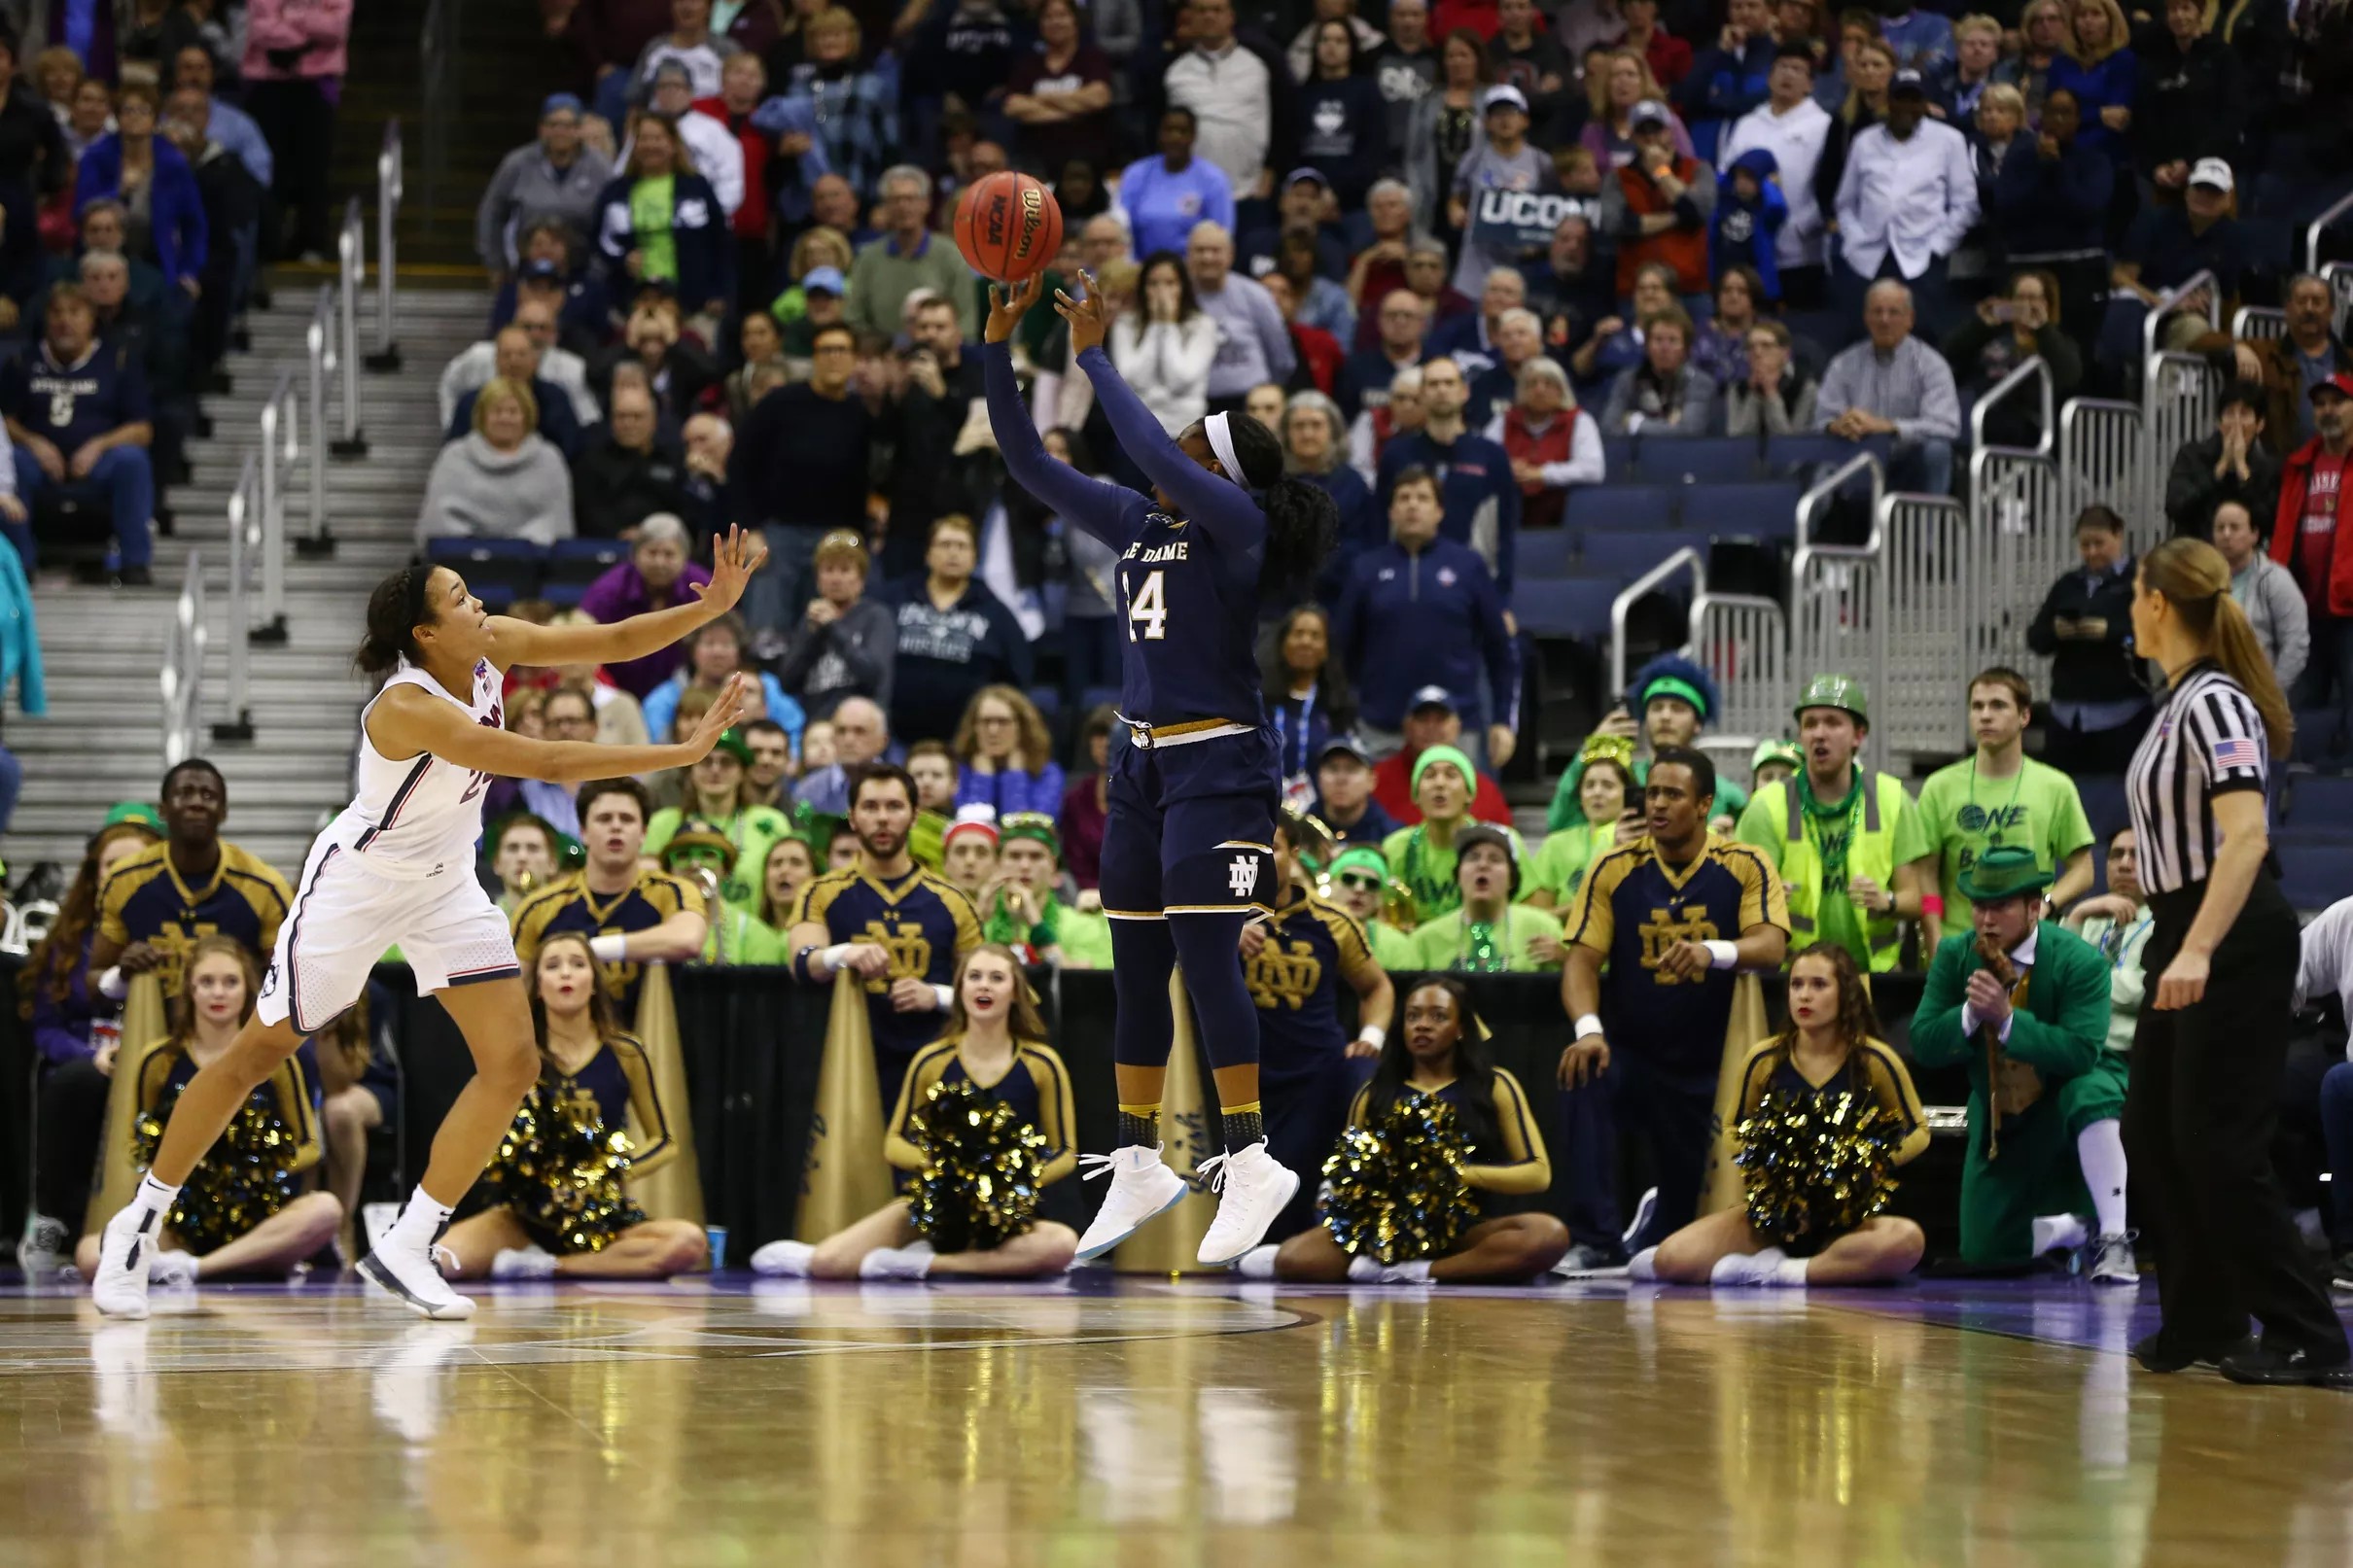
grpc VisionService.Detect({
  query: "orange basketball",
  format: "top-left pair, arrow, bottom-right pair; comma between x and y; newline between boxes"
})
954,171 -> 1064,283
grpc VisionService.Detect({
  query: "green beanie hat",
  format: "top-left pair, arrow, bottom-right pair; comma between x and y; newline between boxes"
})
1410,744 -> 1478,799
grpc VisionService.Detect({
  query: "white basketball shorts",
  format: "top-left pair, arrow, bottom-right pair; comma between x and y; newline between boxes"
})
257,837 -> 520,1032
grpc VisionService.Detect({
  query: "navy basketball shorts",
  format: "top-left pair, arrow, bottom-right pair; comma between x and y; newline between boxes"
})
1099,727 -> 1281,920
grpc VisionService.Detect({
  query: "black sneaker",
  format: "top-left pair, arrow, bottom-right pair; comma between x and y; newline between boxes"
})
2132,1330 -> 2256,1373
2218,1342 -> 2353,1389
2331,1253 -> 2353,1294
118,564 -> 153,587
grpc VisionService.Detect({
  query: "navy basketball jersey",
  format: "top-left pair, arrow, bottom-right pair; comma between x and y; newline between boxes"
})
1114,509 -> 1268,727
1246,892 -> 1380,1069
789,866 -> 983,1063
1565,834 -> 1789,1078
510,869 -> 707,1018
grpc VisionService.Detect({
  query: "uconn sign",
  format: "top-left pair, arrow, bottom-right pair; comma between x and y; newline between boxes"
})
1470,190 -> 1590,254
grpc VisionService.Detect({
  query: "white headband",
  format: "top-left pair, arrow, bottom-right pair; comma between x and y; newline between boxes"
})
1204,411 -> 1247,489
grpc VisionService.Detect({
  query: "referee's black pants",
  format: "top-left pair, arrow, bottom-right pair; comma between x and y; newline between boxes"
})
2125,875 -> 2348,1358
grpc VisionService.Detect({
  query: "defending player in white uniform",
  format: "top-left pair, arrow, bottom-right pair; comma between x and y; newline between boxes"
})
88,529 -> 766,1320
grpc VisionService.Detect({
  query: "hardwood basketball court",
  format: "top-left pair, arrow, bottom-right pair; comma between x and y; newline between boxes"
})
4,1275 -> 2350,1565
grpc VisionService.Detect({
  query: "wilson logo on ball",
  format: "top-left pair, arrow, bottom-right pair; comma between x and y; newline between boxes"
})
956,171 -> 1065,284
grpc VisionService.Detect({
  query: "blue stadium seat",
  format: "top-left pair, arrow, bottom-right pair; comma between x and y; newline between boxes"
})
1581,530 -> 1709,580
1764,434 -> 1852,475
547,537 -> 630,586
1702,481 -> 1806,539
1511,576 -> 1625,639
1517,528 -> 1576,579
1027,686 -> 1063,723
1601,435 -> 1637,478
2292,709 -> 2347,766
2279,844 -> 2353,913
427,537 -> 544,604
540,582 -> 589,610
2287,774 -> 2353,825
1565,484 -> 1674,533
1633,436 -> 1760,486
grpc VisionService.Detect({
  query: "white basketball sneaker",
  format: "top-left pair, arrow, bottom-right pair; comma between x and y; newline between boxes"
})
1196,1141 -> 1300,1268
1074,1145 -> 1189,1261
90,1203 -> 160,1320
359,1234 -> 476,1320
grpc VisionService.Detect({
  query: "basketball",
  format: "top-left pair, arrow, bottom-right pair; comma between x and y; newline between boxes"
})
954,171 -> 1064,284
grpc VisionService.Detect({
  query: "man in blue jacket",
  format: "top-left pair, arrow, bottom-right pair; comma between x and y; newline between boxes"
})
1373,356 -> 1524,601
1675,0 -> 1779,160
1332,468 -> 1520,770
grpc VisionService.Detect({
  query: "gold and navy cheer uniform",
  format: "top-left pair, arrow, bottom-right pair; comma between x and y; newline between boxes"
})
510,868 -> 707,1018
790,865 -> 983,1103
493,1033 -> 677,1254
123,1034 -> 323,1255
1560,833 -> 1789,1254
1247,889 -> 1383,1236
884,1037 -> 1078,1189
1346,1069 -> 1551,1227
98,841 -> 293,996
1729,1037 -> 1929,1253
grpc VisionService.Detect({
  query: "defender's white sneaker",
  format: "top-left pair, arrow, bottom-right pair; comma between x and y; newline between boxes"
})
359,1237 -> 476,1320
90,1204 -> 160,1320
1196,1141 -> 1300,1268
1074,1145 -> 1189,1261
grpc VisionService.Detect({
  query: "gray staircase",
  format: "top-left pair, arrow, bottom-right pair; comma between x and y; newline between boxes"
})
6,287 -> 493,878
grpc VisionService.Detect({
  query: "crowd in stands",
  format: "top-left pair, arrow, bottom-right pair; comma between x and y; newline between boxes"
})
0,2 -> 346,588
18,0 -> 2353,1294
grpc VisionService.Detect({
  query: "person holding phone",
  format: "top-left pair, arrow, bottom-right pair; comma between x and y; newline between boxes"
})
1943,269 -> 2082,450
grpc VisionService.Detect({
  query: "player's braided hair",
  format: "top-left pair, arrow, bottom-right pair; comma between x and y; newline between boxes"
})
356,564 -> 439,676
1222,411 -> 1338,601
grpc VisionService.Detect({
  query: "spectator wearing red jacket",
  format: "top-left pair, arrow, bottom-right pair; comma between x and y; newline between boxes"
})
693,51 -> 778,314
1371,687 -> 1515,826
2270,372 -> 2353,746
1433,0 -> 1506,41
1263,271 -> 1345,395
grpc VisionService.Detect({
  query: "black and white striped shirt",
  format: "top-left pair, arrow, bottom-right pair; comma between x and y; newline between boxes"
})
2126,661 -> 2270,895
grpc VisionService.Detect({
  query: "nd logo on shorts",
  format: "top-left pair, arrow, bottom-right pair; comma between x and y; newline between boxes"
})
1159,840 -> 1277,914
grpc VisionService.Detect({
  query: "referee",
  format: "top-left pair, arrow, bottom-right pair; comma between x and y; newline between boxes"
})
2124,538 -> 2349,1387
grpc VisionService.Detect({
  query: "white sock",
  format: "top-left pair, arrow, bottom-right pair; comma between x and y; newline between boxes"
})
1383,1260 -> 1433,1284
1626,1246 -> 1659,1281
385,1188 -> 455,1253
1711,1246 -> 1786,1283
1347,1254 -> 1385,1282
2031,1213 -> 2090,1256
133,1173 -> 180,1219
1771,1256 -> 1811,1287
1236,1244 -> 1280,1280
2077,1119 -> 2128,1238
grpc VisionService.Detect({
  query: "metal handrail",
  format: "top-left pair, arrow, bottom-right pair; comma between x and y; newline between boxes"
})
215,453 -> 258,741
160,552 -> 207,767
2232,305 -> 2287,341
257,371 -> 298,644
333,199 -> 368,457
2306,190 -> 2353,274
303,285 -> 336,554
371,120 -> 403,369
2140,269 -> 2220,361
1795,450 -> 1884,552
1607,546 -> 1704,699
1968,355 -> 2054,457
419,1 -> 456,235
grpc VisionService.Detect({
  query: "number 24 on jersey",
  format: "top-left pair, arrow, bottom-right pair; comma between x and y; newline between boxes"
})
1123,568 -> 1169,643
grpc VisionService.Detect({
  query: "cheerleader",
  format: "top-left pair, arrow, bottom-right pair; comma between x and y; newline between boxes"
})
73,936 -> 342,1283
1648,942 -> 1929,1286
1262,979 -> 1568,1284
438,932 -> 709,1280
750,944 -> 1081,1280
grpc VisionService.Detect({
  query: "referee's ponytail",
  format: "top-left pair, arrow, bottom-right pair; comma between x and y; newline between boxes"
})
1221,410 -> 1339,600
2141,538 -> 2293,756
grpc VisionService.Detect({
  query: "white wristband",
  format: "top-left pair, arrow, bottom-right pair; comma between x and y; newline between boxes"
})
819,943 -> 852,973
589,934 -> 627,962
1703,939 -> 1738,970
931,984 -> 955,1012
1574,1013 -> 1605,1040
96,965 -> 127,1001
1356,1024 -> 1387,1050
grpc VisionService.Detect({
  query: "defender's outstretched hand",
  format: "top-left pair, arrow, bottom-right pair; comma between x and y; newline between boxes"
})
692,525 -> 769,614
683,673 -> 754,759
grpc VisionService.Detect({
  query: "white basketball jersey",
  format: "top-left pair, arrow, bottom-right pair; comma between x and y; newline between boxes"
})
330,656 -> 505,878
